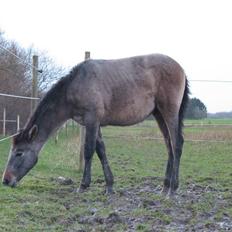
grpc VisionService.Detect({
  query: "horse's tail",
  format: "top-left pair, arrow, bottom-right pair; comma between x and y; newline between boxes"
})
179,76 -> 190,132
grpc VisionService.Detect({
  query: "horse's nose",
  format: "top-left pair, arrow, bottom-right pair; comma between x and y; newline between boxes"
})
2,178 -> 10,186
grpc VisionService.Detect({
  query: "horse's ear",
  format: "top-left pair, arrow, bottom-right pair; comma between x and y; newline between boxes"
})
28,125 -> 38,141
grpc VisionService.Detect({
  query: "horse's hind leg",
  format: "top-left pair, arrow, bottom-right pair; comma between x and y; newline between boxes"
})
165,115 -> 183,195
96,128 -> 114,194
154,108 -> 184,195
154,110 -> 173,194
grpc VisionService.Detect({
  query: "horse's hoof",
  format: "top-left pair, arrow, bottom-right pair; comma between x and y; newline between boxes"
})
76,185 -> 89,193
165,189 -> 176,199
160,187 -> 169,196
76,187 -> 84,193
105,186 -> 114,195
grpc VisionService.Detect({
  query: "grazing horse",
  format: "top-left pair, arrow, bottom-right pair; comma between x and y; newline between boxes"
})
2,54 -> 189,195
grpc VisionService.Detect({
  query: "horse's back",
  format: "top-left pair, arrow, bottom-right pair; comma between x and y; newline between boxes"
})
91,54 -> 180,81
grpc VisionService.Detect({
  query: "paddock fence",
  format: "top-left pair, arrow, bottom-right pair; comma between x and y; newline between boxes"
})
1,89 -> 232,144
0,46 -> 232,145
0,92 -> 79,143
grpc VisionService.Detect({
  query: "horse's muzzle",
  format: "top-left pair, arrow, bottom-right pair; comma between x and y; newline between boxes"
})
2,178 -> 9,185
2,170 -> 17,187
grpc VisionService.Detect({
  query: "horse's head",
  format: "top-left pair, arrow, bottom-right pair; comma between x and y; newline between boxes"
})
2,125 -> 40,187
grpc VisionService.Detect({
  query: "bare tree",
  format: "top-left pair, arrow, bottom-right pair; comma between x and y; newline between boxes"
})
38,51 -> 66,92
0,31 -> 66,134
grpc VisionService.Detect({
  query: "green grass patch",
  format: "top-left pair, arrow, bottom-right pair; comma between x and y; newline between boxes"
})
0,121 -> 232,231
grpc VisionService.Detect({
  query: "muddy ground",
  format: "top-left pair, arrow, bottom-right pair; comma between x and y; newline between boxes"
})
53,176 -> 232,232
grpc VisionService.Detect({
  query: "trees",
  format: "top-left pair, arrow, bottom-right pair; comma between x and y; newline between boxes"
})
185,98 -> 207,119
0,31 -> 65,134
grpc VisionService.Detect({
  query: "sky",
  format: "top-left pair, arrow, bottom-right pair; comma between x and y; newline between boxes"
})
0,0 -> 232,113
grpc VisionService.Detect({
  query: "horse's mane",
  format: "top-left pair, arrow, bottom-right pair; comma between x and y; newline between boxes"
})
13,62 -> 88,144
13,75 -> 69,144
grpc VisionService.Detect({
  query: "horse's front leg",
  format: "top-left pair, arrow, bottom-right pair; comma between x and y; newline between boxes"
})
96,128 -> 114,194
78,122 -> 99,192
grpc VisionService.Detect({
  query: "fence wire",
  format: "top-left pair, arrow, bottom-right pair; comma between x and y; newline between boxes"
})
1,44 -> 232,144
0,93 -> 40,100
0,132 -> 19,142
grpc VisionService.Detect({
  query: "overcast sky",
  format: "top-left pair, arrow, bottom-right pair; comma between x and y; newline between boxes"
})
0,0 -> 232,113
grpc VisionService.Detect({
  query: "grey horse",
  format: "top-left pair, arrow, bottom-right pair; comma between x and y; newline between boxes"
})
2,54 -> 189,196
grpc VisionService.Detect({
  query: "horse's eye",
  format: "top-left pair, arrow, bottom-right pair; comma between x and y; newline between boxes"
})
15,152 -> 23,157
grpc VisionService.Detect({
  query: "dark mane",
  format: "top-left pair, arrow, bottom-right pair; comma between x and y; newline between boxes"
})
68,60 -> 93,81
69,64 -> 80,78
13,76 -> 69,144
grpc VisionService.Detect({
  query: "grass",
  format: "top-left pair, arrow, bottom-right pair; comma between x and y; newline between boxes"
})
0,120 -> 232,231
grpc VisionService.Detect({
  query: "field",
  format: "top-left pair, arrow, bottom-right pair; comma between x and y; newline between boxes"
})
0,119 -> 232,231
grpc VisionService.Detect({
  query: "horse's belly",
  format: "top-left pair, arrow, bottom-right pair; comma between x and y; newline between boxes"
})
103,96 -> 155,126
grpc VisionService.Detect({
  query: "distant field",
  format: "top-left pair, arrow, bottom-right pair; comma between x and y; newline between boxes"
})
141,118 -> 232,126
0,120 -> 232,231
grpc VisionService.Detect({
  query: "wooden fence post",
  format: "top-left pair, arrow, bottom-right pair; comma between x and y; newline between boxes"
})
31,55 -> 38,113
55,129 -> 59,144
3,108 -> 6,136
65,121 -> 68,136
17,115 -> 20,131
79,51 -> 90,171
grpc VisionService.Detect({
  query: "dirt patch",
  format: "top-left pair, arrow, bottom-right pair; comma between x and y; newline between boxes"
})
52,176 -> 232,231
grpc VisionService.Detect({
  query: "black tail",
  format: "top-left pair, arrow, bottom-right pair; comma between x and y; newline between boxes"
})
179,77 -> 190,132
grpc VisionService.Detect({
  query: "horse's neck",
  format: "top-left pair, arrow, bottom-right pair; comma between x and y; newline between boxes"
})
29,99 -> 69,144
